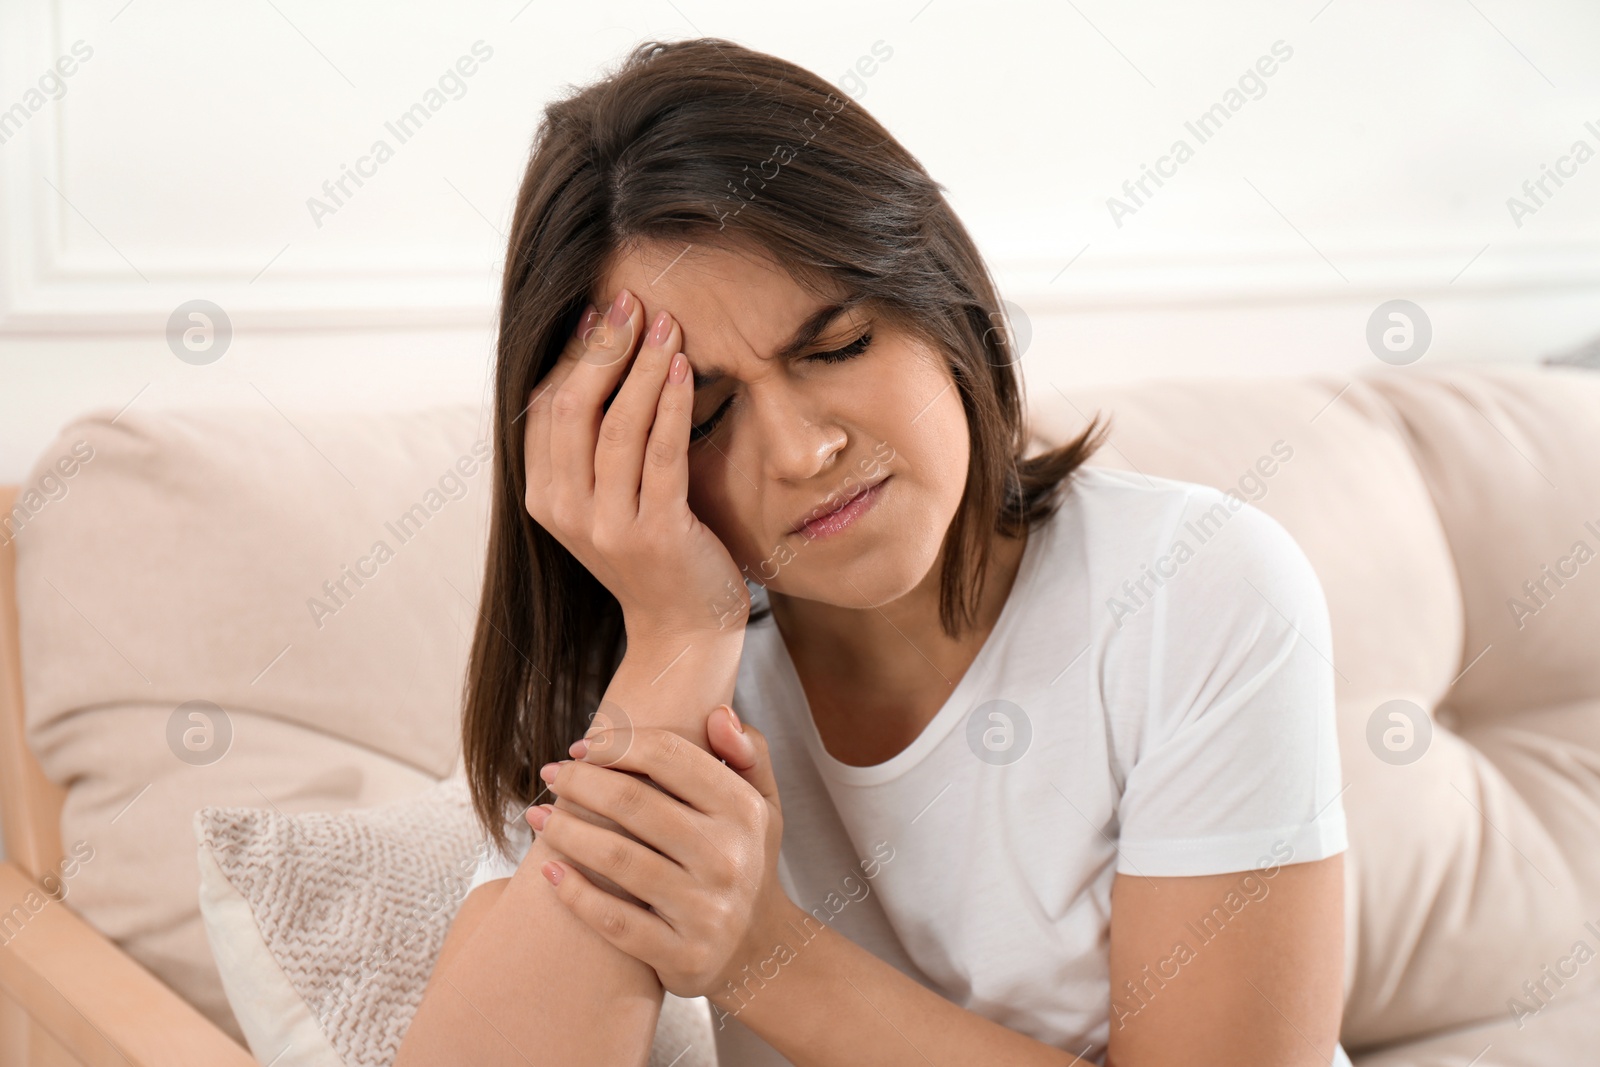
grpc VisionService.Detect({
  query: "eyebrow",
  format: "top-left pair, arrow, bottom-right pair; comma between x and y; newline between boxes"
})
691,296 -> 867,391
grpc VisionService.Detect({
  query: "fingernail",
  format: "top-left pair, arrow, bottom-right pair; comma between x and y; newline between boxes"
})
526,804 -> 552,830
648,309 -> 671,346
539,761 -> 563,783
607,289 -> 633,328
724,704 -> 744,734
541,861 -> 564,886
669,352 -> 688,384
569,737 -> 589,759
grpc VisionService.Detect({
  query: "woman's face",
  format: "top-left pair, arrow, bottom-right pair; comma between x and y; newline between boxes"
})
588,241 -> 971,609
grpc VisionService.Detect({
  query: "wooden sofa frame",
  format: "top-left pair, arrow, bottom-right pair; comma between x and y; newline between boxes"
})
0,485 -> 256,1065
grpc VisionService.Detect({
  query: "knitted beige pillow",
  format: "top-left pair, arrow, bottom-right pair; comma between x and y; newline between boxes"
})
194,774 -> 716,1066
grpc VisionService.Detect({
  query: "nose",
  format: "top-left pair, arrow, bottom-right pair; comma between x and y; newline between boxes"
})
751,383 -> 847,482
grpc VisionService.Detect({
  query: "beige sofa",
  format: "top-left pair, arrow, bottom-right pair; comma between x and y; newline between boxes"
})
2,363 -> 1597,1064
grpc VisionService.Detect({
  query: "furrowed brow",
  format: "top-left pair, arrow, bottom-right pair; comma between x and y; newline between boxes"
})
691,296 -> 867,391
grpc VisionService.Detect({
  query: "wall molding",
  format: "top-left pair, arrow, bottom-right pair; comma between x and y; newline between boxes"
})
4,3 -> 1597,336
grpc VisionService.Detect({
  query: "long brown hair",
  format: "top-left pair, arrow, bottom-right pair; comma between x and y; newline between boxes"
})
463,37 -> 1111,853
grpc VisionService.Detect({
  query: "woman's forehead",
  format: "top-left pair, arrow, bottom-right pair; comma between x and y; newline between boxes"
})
589,240 -> 816,313
588,242 -> 857,371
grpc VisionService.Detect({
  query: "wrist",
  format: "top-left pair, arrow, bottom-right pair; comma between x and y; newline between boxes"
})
623,617 -> 748,656
708,895 -> 808,1012
620,623 -> 746,678
604,627 -> 746,749
625,576 -> 753,641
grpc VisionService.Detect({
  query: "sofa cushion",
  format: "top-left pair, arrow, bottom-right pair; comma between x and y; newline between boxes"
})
1342,368 -> 1600,1046
1349,981 -> 1600,1065
1040,365 -> 1600,1049
195,773 -> 717,1066
17,366 -> 1600,1058
16,404 -> 494,1040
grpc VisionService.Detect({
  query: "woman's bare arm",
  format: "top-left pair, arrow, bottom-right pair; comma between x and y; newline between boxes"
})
708,895 -> 1085,1065
396,630 -> 744,1066
700,858 -> 1342,1066
427,878 -> 505,982
1105,854 -> 1346,1066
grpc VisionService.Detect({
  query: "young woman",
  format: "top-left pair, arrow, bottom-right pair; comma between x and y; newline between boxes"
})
398,37 -> 1352,1067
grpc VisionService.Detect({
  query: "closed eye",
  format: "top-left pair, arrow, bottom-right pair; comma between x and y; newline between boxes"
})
806,330 -> 873,364
689,331 -> 874,443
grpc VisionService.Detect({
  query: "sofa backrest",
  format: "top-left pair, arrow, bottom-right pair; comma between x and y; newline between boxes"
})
9,364 -> 1599,1051
11,403 -> 494,1042
1042,364 -> 1600,1048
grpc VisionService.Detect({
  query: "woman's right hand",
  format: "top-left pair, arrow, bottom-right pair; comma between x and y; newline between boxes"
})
523,288 -> 751,642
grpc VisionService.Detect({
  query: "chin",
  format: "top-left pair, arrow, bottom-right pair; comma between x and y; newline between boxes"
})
767,539 -> 937,609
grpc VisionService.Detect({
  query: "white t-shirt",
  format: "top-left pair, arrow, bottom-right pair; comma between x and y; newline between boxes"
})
465,466 -> 1352,1066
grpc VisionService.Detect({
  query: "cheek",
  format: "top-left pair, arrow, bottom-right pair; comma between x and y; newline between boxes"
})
882,367 -> 969,476
686,464 -> 750,547
936,398 -> 972,469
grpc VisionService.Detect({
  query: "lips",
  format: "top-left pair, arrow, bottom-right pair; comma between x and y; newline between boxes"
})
789,476 -> 889,535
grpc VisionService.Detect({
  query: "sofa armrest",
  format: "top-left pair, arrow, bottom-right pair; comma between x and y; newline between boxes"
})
0,862 -> 255,1067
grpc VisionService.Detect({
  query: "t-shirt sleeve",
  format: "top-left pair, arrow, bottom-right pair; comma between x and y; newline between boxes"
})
1113,488 -> 1348,877
465,813 -> 533,894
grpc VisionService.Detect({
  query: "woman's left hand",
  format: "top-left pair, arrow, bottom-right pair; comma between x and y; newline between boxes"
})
527,704 -> 797,1000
